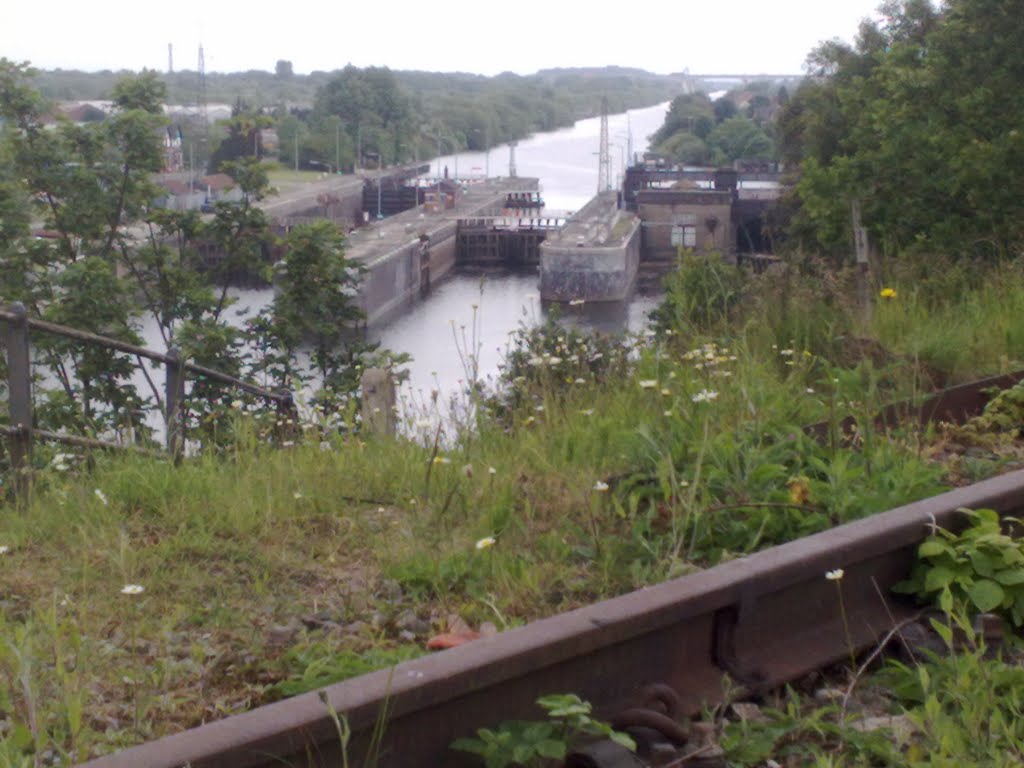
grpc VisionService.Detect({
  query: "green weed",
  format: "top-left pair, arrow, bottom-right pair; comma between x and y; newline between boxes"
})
451,693 -> 634,768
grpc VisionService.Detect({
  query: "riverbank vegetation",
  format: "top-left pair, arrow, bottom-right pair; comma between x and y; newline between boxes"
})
649,84 -> 782,166
0,60 -> 398,446
5,249 -> 1024,762
4,0 -> 1024,762
28,64 -> 680,174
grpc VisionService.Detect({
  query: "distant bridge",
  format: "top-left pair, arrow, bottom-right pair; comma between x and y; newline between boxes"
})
678,72 -> 805,94
687,73 -> 804,80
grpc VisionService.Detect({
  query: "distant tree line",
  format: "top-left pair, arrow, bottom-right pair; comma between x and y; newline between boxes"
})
648,82 -> 783,167
30,65 -> 682,175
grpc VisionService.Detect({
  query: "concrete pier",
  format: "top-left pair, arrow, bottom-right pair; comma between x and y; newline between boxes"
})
262,164 -> 431,230
538,191 -> 641,302
345,177 -> 540,326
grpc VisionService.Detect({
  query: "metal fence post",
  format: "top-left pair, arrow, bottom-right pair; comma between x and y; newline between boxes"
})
165,347 -> 185,461
4,303 -> 33,504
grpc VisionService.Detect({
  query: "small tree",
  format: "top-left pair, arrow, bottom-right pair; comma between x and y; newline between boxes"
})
207,103 -> 272,172
0,61 -> 166,436
260,220 -> 388,409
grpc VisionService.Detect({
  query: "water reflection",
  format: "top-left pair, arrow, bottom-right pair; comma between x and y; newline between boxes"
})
370,270 -> 659,424
131,101 -> 671,429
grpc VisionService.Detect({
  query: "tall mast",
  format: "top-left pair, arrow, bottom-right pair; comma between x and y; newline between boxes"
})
597,96 -> 611,192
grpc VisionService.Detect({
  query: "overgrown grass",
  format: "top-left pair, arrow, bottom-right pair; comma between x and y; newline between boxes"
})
264,166 -> 340,186
2,253 -> 1024,762
872,259 -> 1024,383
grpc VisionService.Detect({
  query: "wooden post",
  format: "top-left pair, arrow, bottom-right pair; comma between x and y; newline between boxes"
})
361,368 -> 396,437
165,347 -> 185,461
4,303 -> 33,504
276,390 -> 298,443
852,199 -> 872,326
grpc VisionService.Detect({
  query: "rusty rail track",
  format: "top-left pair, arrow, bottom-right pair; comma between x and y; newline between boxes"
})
80,375 -> 1024,768
81,471 -> 1024,768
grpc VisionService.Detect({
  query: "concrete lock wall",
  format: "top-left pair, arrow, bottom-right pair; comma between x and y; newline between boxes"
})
357,221 -> 460,326
358,242 -> 420,326
539,220 -> 641,302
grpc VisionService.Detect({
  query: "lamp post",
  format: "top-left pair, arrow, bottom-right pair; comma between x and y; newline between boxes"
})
366,151 -> 383,219
471,128 -> 490,178
610,143 -> 625,188
435,134 -> 442,210
448,137 -> 459,186
614,130 -> 632,169
335,119 -> 341,174
436,135 -> 456,202
446,137 -> 458,183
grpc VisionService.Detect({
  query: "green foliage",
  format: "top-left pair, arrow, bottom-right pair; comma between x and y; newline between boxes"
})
0,65 -> 392,450
721,689 -> 898,766
650,252 -> 748,335
650,93 -> 714,146
269,645 -> 422,698
652,87 -> 780,166
706,116 -> 774,164
255,218 -> 408,408
208,107 -> 273,172
713,97 -> 738,123
451,694 -> 635,768
264,221 -> 362,385
0,60 -> 168,436
485,313 -> 632,421
893,508 -> 1024,623
780,0 -> 1024,260
725,611 -> 1024,766
871,608 -> 1024,766
946,381 -> 1024,447
658,131 -> 711,165
309,66 -> 679,171
21,63 -> 680,178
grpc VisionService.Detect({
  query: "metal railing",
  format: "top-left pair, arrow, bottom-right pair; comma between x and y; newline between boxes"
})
1,302 -> 294,501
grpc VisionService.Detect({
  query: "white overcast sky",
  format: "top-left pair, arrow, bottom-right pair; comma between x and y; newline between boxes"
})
2,0 -> 884,76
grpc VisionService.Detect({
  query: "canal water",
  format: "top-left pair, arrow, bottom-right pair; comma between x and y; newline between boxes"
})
374,101 -> 670,419
134,101 -> 671,427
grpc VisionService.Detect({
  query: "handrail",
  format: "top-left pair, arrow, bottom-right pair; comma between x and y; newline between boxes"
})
1,302 -> 297,503
20,316 -> 175,364
1,307 -> 289,405
0,424 -> 165,458
186,361 -> 286,402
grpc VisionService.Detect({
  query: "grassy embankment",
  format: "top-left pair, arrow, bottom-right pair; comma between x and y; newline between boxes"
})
3,256 -> 1024,763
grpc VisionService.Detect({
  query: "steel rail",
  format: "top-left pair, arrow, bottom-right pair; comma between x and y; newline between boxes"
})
1,307 -> 290,405
804,369 -> 1024,443
0,424 -> 165,457
79,468 -> 1024,768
